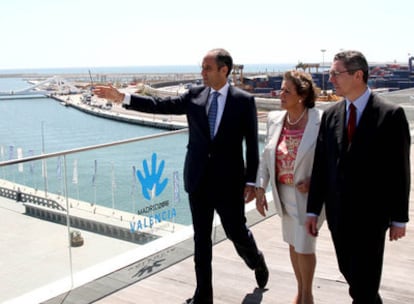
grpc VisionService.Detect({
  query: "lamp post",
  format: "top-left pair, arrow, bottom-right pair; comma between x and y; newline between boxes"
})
321,49 -> 326,94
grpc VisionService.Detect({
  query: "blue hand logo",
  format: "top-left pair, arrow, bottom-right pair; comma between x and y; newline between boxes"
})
136,153 -> 168,200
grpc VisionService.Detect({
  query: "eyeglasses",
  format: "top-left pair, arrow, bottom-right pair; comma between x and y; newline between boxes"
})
328,69 -> 358,78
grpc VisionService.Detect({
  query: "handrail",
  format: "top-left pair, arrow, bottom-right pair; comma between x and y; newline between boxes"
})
0,128 -> 188,167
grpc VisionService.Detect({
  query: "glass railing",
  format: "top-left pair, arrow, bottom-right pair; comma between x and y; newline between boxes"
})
1,129 -> 195,303
1,128 -> 269,304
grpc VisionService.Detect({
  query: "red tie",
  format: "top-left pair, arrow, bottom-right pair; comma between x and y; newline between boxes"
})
347,103 -> 356,142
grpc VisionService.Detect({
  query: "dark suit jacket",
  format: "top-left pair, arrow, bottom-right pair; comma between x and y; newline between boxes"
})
307,93 -> 411,234
124,85 -> 259,195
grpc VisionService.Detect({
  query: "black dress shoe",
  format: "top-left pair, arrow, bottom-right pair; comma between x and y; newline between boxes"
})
255,254 -> 269,289
183,297 -> 213,304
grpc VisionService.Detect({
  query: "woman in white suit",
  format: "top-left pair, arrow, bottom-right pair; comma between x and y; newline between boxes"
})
256,70 -> 325,304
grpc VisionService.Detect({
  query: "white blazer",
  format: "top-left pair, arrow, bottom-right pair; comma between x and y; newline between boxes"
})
256,107 -> 325,225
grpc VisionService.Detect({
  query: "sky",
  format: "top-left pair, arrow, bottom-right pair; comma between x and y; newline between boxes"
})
1,0 -> 413,70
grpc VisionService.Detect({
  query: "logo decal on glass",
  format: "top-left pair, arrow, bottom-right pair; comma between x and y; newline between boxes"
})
136,152 -> 168,200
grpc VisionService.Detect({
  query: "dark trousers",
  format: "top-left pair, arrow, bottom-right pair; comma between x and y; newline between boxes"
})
331,226 -> 386,304
188,185 -> 262,300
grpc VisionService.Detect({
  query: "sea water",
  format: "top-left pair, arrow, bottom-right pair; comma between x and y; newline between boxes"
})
1,72 -> 413,226
0,75 -> 270,226
0,77 -> 191,223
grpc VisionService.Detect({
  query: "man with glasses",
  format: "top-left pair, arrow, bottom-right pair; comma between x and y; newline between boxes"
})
305,50 -> 410,303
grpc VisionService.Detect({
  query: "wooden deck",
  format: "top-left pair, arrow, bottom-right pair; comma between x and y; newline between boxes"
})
43,148 -> 414,304
90,195 -> 414,303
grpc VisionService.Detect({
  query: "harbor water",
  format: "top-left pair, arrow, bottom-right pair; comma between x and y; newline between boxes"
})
0,77 -> 192,224
1,77 -> 414,227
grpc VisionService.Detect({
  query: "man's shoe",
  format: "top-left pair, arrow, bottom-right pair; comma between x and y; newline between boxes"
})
255,254 -> 269,289
183,297 -> 213,304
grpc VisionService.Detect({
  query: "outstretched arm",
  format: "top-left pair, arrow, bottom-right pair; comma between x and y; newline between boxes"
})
93,85 -> 125,104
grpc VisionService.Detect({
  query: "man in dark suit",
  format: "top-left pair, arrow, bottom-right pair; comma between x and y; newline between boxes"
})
305,50 -> 410,304
94,48 -> 268,304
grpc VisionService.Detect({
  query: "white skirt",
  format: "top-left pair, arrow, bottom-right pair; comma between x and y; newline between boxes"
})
278,183 -> 318,254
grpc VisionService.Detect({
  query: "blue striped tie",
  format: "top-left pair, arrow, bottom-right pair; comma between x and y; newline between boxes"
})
208,91 -> 219,139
